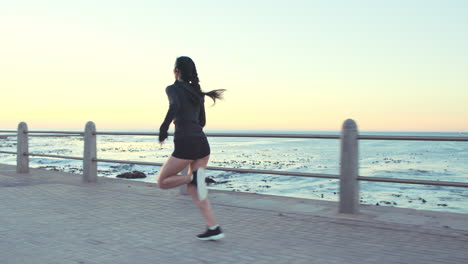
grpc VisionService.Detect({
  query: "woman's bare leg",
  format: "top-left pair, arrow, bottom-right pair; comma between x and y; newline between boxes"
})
186,155 -> 218,227
158,155 -> 219,227
157,156 -> 193,189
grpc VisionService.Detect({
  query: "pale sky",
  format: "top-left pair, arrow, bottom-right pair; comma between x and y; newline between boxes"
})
1,0 -> 467,131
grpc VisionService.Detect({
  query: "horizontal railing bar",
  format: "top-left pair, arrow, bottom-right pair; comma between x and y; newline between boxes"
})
29,135 -> 80,138
26,131 -> 84,135
0,151 -> 16,155
358,176 -> 468,187
95,158 -> 468,187
206,133 -> 340,139
1,134 -> 79,138
26,153 -> 84,161
94,158 -> 339,179
0,130 -> 16,133
206,166 -> 340,179
97,132 -> 209,137
96,132 -> 340,139
13,130 -> 468,141
96,132 -> 158,136
359,135 -> 468,142
6,152 -> 468,187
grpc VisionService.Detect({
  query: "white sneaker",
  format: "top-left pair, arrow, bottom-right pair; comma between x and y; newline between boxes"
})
196,226 -> 225,241
196,168 -> 208,201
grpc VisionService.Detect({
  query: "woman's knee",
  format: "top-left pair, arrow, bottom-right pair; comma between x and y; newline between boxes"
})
157,175 -> 169,189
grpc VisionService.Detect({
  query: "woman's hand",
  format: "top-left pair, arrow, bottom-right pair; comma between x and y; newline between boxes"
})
158,130 -> 168,146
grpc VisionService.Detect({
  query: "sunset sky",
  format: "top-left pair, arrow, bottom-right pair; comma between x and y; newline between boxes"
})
1,0 -> 467,131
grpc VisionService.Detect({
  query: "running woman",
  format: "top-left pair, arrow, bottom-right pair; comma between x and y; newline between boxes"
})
157,56 -> 226,240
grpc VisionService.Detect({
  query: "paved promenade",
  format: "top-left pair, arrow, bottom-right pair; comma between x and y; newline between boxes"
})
1,164 -> 467,264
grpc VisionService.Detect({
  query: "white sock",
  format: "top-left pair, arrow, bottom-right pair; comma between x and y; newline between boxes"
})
208,224 -> 219,230
190,174 -> 193,182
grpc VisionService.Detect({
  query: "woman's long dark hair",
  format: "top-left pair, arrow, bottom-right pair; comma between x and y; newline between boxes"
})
175,56 -> 226,104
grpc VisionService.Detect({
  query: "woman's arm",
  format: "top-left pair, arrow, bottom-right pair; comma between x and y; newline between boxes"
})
159,86 -> 180,142
199,100 -> 206,128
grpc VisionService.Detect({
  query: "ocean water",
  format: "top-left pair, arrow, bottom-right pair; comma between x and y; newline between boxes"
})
1,130 -> 467,213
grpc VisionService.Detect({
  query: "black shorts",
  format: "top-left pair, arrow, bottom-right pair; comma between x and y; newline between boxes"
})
172,135 -> 210,160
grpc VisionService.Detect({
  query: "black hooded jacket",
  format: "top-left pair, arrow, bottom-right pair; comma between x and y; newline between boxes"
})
159,80 -> 206,142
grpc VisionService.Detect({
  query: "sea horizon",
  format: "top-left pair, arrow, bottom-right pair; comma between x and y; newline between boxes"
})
1,127 -> 468,135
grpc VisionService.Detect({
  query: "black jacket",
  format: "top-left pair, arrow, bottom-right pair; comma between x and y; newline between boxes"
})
159,80 -> 206,142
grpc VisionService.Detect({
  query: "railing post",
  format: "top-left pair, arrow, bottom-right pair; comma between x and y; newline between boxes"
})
83,121 -> 97,183
179,166 -> 189,195
17,122 -> 29,173
339,119 -> 359,214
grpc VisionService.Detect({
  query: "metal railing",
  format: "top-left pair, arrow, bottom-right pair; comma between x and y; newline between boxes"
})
1,120 -> 468,214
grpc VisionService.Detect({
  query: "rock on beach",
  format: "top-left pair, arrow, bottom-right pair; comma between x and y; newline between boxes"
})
116,171 -> 147,179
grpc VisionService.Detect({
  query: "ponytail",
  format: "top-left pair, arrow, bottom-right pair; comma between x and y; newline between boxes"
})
204,89 -> 226,104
